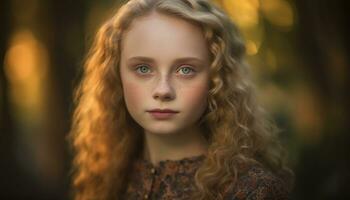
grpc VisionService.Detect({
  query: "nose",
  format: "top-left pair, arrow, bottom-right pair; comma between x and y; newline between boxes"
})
152,77 -> 175,101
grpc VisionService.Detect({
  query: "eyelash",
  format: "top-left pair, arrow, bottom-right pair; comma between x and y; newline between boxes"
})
134,64 -> 196,76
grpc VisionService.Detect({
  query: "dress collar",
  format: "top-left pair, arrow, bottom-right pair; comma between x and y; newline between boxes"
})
140,154 -> 206,166
133,154 -> 206,175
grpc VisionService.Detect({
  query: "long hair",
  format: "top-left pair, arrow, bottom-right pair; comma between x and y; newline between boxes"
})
69,0 -> 294,199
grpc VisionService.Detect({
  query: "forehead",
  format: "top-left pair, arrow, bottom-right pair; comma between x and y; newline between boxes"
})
121,11 -> 209,61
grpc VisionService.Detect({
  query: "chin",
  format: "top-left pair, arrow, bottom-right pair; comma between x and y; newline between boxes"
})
143,124 -> 183,135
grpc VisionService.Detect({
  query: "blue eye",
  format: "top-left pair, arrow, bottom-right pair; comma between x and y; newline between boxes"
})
135,65 -> 151,74
178,66 -> 194,75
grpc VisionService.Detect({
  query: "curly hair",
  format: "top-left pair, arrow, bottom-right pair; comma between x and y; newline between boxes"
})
69,0 -> 294,199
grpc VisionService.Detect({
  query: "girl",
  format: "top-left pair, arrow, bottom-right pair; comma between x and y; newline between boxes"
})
69,0 -> 294,199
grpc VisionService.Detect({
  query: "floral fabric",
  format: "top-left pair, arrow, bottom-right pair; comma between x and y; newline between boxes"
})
122,154 -> 289,200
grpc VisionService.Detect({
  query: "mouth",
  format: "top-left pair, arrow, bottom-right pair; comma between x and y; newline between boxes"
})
147,108 -> 179,119
147,108 -> 179,113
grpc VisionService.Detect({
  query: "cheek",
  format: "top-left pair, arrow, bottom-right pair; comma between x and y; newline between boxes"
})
181,82 -> 209,108
120,67 -> 145,111
122,81 -> 145,110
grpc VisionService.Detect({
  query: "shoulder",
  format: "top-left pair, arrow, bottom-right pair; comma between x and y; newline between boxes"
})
224,164 -> 290,200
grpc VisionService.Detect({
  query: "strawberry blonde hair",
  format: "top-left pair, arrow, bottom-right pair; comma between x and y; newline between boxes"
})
69,0 -> 294,199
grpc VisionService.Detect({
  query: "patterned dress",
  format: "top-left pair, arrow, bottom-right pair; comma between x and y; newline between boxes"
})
122,154 -> 290,200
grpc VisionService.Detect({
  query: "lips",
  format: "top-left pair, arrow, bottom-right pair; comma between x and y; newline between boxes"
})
147,108 -> 179,113
147,108 -> 179,119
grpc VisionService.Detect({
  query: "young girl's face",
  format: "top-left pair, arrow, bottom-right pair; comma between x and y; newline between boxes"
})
120,12 -> 210,135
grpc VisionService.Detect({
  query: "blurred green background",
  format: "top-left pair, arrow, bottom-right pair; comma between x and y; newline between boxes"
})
1,0 -> 349,199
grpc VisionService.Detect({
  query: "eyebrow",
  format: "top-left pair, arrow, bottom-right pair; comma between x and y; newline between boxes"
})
126,56 -> 206,65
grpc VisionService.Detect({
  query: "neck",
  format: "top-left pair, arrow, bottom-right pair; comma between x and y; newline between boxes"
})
143,126 -> 208,167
